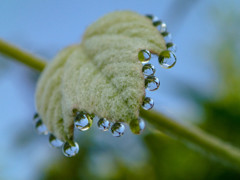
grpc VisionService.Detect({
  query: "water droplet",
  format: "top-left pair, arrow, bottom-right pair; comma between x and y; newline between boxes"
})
148,15 -> 167,33
111,122 -> 125,137
33,113 -> 39,120
145,14 -> 153,20
150,15 -> 162,26
153,19 -> 162,27
35,119 -> 48,135
62,141 -> 79,157
142,64 -> 156,76
130,118 -> 145,134
142,97 -> 154,110
49,134 -> 64,148
138,50 -> 151,63
74,113 -> 93,131
145,76 -> 160,91
33,113 -> 40,123
158,50 -> 177,69
161,31 -> 172,43
97,118 -> 110,131
158,22 -> 167,33
166,42 -> 177,52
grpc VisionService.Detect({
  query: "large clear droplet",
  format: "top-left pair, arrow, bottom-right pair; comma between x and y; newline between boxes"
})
161,31 -> 172,43
111,123 -> 125,137
145,76 -> 160,91
35,119 -> 48,135
166,42 -> 177,52
74,113 -> 93,131
138,50 -> 151,63
130,118 -> 145,135
97,118 -> 110,131
142,64 -> 156,76
49,134 -> 64,148
62,141 -> 79,157
158,50 -> 177,69
142,97 -> 154,110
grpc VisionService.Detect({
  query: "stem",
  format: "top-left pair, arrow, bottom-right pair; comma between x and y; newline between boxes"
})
0,39 -> 46,71
1,38 -> 240,168
140,109 -> 240,168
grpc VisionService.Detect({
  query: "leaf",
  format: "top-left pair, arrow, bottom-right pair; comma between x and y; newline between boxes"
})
35,11 -> 166,141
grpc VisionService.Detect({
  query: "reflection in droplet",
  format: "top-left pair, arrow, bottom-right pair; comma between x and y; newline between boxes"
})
130,118 -> 145,134
142,97 -> 154,110
35,119 -> 48,135
62,141 -> 79,157
158,50 -> 177,69
166,42 -> 177,52
142,64 -> 156,76
111,122 -> 125,137
49,134 -> 64,148
145,76 -> 160,91
161,31 -> 172,43
97,118 -> 110,131
138,50 -> 151,63
74,113 -> 93,131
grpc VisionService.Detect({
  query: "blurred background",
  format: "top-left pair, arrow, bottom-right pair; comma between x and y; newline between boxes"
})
0,0 -> 240,179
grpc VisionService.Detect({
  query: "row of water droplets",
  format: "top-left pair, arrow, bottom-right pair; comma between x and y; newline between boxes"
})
33,110 -> 145,157
34,112 -> 80,157
68,111 -> 145,156
139,14 -> 177,111
33,114 -> 66,150
146,14 -> 177,54
34,113 -> 83,157
74,111 -> 145,138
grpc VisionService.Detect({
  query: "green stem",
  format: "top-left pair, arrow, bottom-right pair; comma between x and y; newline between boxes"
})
0,39 -> 46,71
1,38 -> 240,168
140,109 -> 240,168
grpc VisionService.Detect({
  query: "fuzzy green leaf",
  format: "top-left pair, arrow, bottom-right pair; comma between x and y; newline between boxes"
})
35,11 -> 166,141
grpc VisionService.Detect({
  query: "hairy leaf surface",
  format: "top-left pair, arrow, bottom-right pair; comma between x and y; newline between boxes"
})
35,11 -> 166,141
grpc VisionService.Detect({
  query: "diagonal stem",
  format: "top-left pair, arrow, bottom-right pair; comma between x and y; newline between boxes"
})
140,109 -> 240,168
0,39 -> 46,71
1,38 -> 240,169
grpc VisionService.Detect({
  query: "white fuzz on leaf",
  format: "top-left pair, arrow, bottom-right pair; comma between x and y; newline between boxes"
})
35,11 -> 166,141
